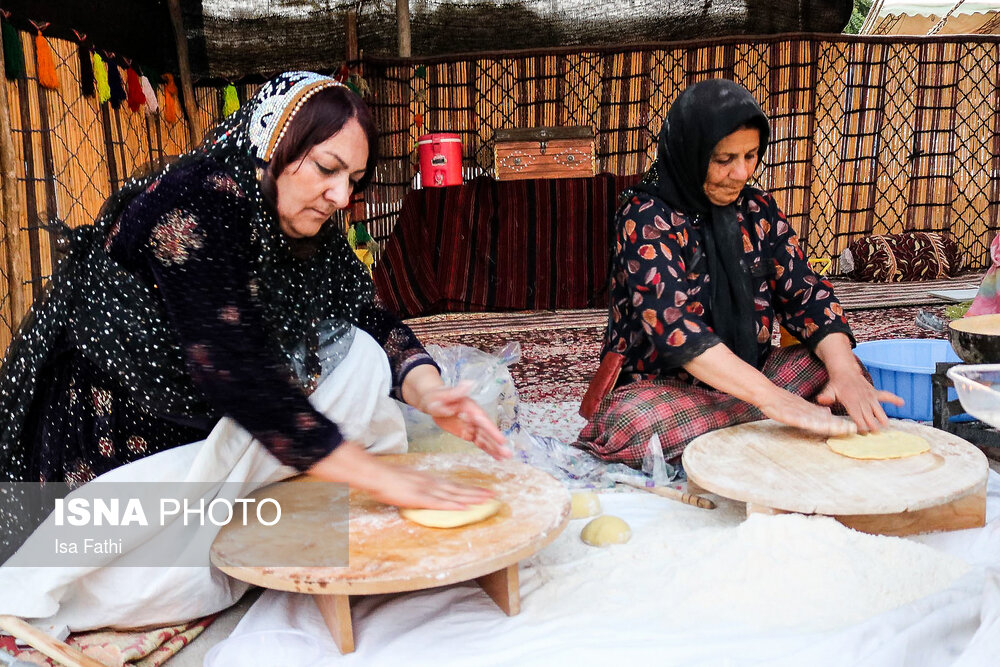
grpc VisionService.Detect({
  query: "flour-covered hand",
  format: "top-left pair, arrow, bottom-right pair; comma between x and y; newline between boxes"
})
419,382 -> 512,460
758,387 -> 857,437
308,441 -> 493,509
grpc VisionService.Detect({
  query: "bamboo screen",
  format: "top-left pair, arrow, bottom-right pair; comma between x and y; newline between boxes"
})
3,31 -> 1000,354
363,34 -> 1000,261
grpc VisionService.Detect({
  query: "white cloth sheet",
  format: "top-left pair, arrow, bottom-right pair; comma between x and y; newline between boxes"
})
221,470 -> 1000,667
0,329 -> 406,631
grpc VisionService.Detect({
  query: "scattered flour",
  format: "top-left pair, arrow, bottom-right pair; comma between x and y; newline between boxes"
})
523,498 -> 970,633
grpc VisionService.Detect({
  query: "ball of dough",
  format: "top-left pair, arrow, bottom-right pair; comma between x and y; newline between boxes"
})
400,499 -> 502,528
580,515 -> 631,547
570,492 -> 602,519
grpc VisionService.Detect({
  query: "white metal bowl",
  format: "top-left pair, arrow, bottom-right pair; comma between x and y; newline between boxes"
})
946,364 -> 1000,428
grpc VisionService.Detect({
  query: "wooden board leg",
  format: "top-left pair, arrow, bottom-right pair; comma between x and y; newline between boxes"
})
836,482 -> 987,537
313,594 -> 354,654
686,479 -> 708,497
476,564 -> 520,616
0,615 -> 107,667
746,502 -> 789,517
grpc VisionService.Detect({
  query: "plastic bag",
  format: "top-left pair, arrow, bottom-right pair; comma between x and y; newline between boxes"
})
403,343 -> 521,451
511,431 -> 681,490
510,431 -> 612,488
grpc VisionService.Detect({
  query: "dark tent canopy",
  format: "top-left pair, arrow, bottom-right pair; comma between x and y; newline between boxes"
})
6,0 -> 853,80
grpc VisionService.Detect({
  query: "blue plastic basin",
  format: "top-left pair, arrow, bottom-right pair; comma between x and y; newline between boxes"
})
853,339 -> 963,421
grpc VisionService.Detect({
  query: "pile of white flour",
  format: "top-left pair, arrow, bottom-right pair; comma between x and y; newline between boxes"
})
522,496 -> 971,633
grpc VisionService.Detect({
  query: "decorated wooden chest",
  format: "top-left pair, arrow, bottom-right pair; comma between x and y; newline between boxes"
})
493,126 -> 597,181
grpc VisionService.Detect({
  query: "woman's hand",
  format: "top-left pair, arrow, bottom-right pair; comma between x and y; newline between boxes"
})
813,333 -> 904,433
418,382 -> 512,460
684,342 -> 856,437
758,387 -> 857,437
402,365 -> 512,460
815,369 -> 903,433
308,441 -> 494,510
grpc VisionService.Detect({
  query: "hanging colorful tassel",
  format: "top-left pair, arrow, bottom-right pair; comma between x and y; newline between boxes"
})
1,15 -> 25,80
140,75 -> 158,114
72,30 -> 94,97
32,22 -> 59,90
92,52 -> 110,103
163,73 -> 179,124
354,221 -> 373,245
348,72 -> 370,97
140,64 -> 160,91
222,83 -> 239,116
125,65 -> 145,112
106,56 -> 125,109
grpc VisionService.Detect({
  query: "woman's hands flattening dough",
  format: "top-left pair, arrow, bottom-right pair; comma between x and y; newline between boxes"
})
312,364 -> 510,512
684,343 -> 857,438
402,366 -> 512,460
418,381 -> 512,460
814,333 -> 904,434
308,442 -> 495,510
757,388 -> 856,437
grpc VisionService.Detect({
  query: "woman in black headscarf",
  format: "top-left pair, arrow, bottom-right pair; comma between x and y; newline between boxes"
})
576,79 -> 902,466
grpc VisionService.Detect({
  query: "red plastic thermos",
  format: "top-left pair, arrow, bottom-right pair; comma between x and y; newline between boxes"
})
417,133 -> 463,187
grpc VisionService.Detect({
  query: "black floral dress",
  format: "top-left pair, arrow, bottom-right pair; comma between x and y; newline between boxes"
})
15,158 -> 433,486
604,186 -> 853,385
575,186 -> 856,466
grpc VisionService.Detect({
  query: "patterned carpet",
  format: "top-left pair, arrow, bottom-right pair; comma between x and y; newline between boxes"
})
415,305 -> 950,407
406,272 -> 984,339
827,272 -> 983,310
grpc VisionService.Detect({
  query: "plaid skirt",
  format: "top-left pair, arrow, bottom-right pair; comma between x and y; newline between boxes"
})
574,346 -> 832,467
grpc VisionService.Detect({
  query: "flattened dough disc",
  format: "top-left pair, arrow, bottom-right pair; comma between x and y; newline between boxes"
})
400,499 -> 502,528
827,430 -> 930,460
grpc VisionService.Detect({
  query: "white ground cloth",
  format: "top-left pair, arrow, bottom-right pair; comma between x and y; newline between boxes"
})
0,329 -> 406,632
220,470 -> 1000,667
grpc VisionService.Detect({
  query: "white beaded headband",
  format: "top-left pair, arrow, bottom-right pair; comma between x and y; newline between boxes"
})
249,72 -> 347,163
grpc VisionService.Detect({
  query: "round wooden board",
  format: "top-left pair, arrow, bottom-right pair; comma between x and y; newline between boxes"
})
682,419 -> 988,515
211,452 -> 570,595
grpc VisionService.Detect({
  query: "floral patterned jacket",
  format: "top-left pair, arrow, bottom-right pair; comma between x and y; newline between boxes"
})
603,187 -> 853,385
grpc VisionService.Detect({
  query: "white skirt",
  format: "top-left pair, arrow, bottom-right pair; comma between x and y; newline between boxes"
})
0,328 -> 407,631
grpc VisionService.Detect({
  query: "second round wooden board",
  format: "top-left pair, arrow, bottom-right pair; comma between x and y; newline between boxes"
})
681,419 -> 988,515
211,452 -> 571,595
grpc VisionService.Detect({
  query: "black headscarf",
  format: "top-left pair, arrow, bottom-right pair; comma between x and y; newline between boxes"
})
634,79 -> 770,367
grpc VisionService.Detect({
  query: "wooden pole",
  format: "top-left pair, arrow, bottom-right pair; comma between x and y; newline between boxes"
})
0,34 -> 27,331
396,0 -> 412,58
345,10 -> 366,230
167,0 -> 202,147
345,10 -> 359,62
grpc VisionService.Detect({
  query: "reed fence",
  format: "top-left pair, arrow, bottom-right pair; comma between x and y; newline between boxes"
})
2,30 -> 999,352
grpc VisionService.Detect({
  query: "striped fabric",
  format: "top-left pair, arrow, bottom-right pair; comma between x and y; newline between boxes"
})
574,345 -> 833,467
373,174 -> 642,317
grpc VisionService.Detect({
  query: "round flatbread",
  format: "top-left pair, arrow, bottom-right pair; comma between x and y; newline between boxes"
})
400,499 -> 502,528
826,430 -> 930,460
